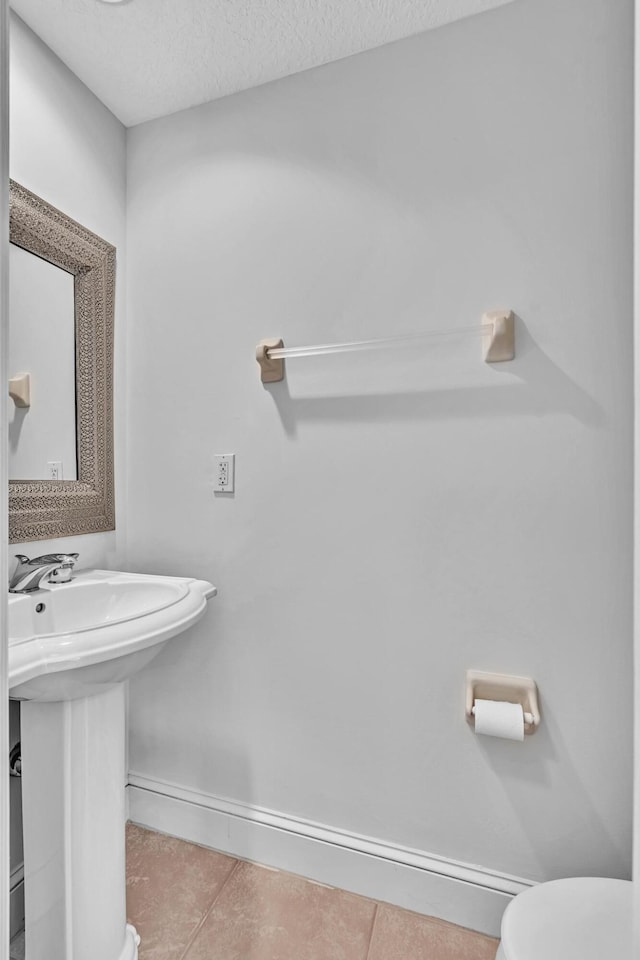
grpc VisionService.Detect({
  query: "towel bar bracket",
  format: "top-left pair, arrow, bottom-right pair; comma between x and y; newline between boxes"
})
256,338 -> 285,384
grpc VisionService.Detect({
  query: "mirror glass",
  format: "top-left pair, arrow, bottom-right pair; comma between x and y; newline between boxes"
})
9,243 -> 77,481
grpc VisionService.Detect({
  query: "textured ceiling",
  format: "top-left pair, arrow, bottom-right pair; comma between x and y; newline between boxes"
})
11,0 -> 515,127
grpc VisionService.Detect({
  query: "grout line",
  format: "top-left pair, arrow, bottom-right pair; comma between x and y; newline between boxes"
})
364,903 -> 380,960
178,859 -> 241,960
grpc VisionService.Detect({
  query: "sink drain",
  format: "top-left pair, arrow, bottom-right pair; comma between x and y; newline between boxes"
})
35,602 -> 46,613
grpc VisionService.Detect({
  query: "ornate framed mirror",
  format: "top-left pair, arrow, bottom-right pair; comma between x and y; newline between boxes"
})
9,180 -> 115,542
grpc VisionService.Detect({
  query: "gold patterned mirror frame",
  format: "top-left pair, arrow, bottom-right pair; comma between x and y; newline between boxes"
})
9,180 -> 115,542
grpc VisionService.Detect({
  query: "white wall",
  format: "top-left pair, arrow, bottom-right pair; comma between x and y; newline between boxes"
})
126,0 -> 634,917
9,13 -> 126,566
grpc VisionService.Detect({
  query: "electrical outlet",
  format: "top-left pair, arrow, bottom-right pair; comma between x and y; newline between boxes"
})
47,461 -> 63,481
213,454 -> 235,493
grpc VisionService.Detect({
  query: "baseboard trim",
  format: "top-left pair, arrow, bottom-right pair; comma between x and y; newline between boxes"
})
127,773 -> 533,936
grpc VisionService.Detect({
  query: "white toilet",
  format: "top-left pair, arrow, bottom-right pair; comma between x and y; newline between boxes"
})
494,877 -> 633,960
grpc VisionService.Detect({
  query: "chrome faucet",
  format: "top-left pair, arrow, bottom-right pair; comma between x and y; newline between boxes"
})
9,553 -> 79,593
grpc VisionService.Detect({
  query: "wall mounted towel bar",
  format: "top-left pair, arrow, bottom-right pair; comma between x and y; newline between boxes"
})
256,310 -> 515,383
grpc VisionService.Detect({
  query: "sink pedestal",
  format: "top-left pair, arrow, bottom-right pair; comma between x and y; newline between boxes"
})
21,684 -> 139,960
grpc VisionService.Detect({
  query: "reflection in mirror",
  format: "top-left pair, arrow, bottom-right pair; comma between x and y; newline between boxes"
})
9,243 -> 77,481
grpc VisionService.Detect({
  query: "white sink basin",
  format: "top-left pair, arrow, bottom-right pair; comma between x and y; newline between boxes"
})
9,568 -> 216,701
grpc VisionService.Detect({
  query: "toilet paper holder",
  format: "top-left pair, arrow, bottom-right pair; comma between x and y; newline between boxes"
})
465,670 -> 541,736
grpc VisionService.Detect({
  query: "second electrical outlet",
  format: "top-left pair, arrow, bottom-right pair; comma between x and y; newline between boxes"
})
214,454 -> 235,493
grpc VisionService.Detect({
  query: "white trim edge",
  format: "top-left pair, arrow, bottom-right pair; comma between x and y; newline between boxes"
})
127,773 -> 533,936
1,0 -> 10,951
634,5 -> 640,955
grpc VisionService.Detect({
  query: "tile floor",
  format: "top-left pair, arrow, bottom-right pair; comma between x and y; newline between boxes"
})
126,824 -> 499,960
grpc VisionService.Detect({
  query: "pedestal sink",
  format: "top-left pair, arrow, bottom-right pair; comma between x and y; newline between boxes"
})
9,569 -> 216,960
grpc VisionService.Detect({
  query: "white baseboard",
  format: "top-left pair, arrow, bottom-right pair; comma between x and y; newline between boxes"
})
127,773 -> 533,937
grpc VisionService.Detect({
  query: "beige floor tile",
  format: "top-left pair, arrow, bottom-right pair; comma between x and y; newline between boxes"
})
126,823 -> 237,960
366,902 -> 499,960
183,860 -> 376,960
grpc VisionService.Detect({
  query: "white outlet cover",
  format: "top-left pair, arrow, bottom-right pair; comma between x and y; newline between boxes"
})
213,454 -> 235,493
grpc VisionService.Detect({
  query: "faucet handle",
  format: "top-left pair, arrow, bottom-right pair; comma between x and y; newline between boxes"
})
46,553 -> 79,584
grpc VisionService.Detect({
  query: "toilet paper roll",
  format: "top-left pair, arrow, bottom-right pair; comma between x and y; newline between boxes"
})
473,699 -> 525,742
